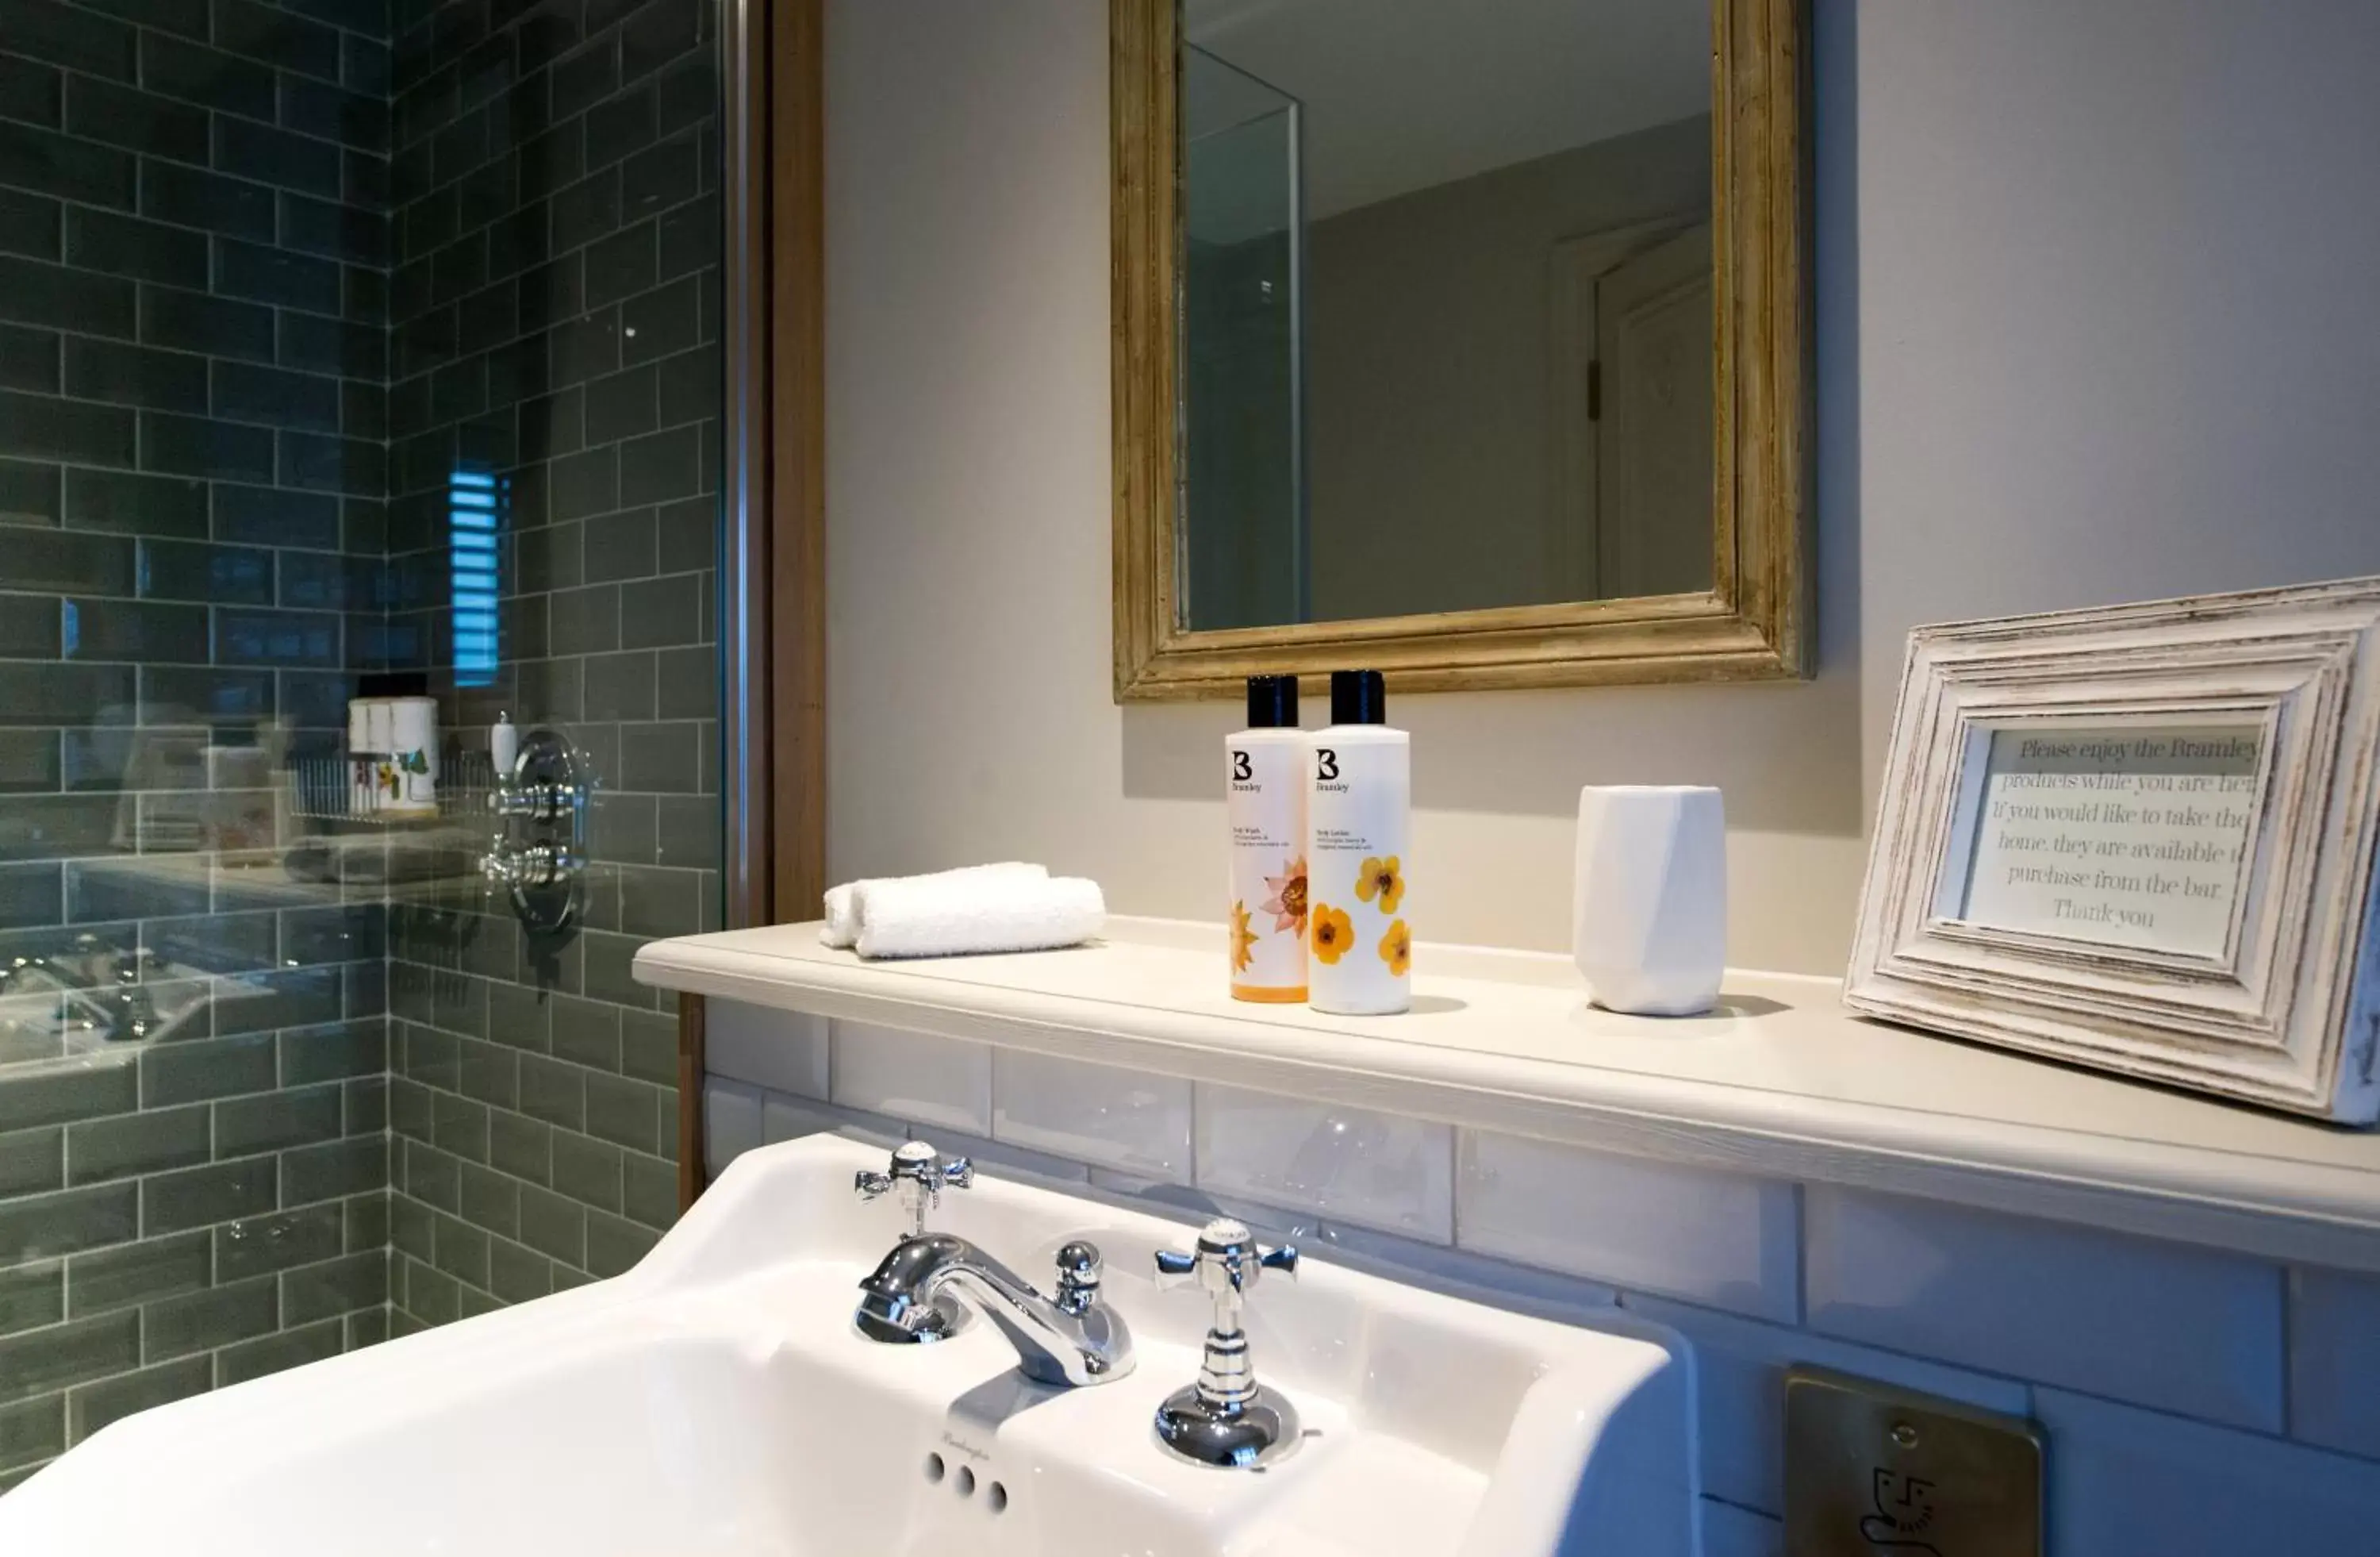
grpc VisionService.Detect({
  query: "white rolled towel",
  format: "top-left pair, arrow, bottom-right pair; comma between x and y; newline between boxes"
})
820,861 -> 1045,948
855,875 -> 1106,960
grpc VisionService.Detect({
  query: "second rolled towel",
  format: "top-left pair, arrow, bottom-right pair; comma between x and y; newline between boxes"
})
854,873 -> 1106,960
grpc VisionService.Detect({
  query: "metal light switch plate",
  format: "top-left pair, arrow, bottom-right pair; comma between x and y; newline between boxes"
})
1784,1367 -> 2044,1557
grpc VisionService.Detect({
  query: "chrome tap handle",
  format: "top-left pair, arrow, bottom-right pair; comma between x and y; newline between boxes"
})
1150,1217 -> 1303,1469
852,1140 -> 972,1240
1153,1218 -> 1296,1312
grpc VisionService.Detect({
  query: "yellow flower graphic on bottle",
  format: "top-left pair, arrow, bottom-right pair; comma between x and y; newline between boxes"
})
1229,901 -> 1256,974
1311,903 -> 1353,965
1376,918 -> 1411,977
1354,855 -> 1404,915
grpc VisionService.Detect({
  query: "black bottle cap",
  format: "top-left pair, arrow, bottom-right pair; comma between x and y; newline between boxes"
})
1330,669 -> 1386,725
1245,675 -> 1299,729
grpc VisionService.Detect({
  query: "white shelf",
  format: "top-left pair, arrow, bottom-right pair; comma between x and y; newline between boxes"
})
635,916 -> 2380,1272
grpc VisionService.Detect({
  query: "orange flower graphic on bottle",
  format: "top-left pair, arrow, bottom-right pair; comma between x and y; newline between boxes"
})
1229,901 -> 1256,974
1311,903 -> 1353,965
1259,853 -> 1307,936
1377,918 -> 1411,977
1354,855 -> 1404,915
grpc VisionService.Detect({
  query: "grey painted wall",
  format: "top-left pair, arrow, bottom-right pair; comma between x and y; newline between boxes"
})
822,0 -> 2380,979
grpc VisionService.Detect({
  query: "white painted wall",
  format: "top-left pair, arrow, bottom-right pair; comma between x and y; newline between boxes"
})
824,0 -> 2380,975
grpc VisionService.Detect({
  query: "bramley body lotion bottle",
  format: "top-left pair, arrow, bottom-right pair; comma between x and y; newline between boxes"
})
1227,676 -> 1309,1002
1308,670 -> 1411,1015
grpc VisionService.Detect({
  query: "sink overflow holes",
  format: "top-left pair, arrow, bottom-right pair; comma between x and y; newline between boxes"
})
925,1453 -> 1005,1513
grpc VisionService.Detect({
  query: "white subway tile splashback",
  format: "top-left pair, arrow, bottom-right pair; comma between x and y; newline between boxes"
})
1804,1187 -> 2282,1430
1620,1292 -> 2030,1515
2034,1386 -> 2380,1553
903,1123 -> 1094,1191
2288,1264 -> 2380,1458
1196,1084 -> 1453,1241
992,1049 -> 1191,1178
1308,1217 -> 1618,1321
704,1078 -> 763,1178
761,1093 -> 835,1144
705,1000 -> 829,1098
1457,1130 -> 1798,1322
829,1021 -> 992,1135
1085,1169 -> 1316,1245
762,1093 -> 908,1152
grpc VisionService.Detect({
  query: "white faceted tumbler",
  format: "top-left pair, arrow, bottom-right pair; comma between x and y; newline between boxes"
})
1572,786 -> 1726,1016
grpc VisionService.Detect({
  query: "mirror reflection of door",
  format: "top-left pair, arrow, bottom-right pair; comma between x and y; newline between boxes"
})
1551,221 -> 1714,600
1179,0 -> 1715,631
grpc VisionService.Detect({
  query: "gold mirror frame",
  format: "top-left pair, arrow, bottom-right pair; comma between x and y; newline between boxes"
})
1111,0 -> 1811,701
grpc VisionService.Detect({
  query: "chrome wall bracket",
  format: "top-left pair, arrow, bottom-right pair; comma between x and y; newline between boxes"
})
480,726 -> 589,933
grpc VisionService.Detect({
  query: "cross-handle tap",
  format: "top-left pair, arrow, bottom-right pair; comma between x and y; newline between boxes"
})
854,1140 -> 974,1241
1150,1218 -> 1304,1469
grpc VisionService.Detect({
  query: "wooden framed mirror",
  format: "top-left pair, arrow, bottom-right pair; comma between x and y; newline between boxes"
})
1112,0 -> 1810,700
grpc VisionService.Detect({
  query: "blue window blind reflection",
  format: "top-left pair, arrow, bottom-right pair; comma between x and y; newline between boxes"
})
451,469 -> 502,686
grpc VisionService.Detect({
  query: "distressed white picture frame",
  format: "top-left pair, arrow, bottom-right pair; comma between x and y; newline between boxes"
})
1846,577 -> 2380,1124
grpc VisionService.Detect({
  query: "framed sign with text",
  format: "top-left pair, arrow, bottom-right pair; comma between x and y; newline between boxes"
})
1846,577 -> 2380,1124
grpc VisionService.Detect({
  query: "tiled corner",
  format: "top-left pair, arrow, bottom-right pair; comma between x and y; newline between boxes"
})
1196,1083 -> 1451,1240
830,1021 -> 991,1137
994,1048 -> 1190,1178
705,998 -> 827,1099
1456,1128 -> 1799,1322
1803,1187 -> 2284,1430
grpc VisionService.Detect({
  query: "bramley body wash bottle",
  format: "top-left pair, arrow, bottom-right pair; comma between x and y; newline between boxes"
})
1227,676 -> 1308,1001
1308,670 -> 1411,1015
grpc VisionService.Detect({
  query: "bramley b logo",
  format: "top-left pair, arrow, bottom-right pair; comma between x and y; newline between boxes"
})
1315,749 -> 1339,782
1233,751 -> 1252,782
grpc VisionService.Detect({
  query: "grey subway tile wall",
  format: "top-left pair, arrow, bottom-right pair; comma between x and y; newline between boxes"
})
0,0 -> 398,1492
375,0 -> 716,1336
0,0 -> 718,1490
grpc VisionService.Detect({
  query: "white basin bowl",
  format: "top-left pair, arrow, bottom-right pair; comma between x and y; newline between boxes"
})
0,1135 -> 1698,1555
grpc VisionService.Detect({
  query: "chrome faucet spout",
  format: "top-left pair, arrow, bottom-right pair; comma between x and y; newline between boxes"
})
856,1232 -> 1134,1388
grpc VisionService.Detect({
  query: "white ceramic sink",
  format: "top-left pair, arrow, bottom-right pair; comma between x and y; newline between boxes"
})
0,1135 -> 1698,1555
